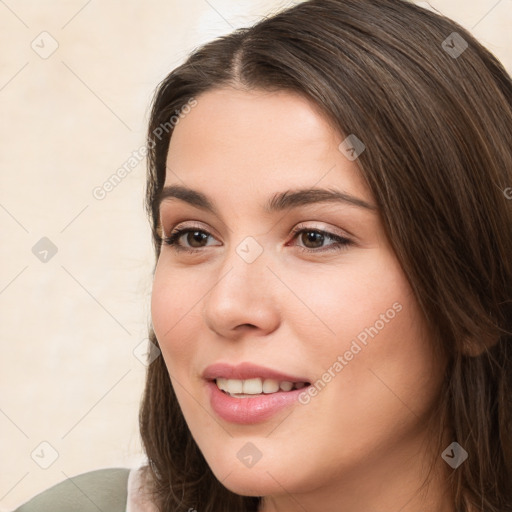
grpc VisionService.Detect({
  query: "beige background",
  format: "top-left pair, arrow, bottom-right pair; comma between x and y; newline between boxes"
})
0,0 -> 510,509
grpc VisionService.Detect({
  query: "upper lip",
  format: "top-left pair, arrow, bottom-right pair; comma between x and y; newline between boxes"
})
202,362 -> 310,383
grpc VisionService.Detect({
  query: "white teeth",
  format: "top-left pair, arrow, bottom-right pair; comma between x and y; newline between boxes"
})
279,381 -> 293,392
262,378 -> 279,393
243,378 -> 262,395
215,377 -> 307,396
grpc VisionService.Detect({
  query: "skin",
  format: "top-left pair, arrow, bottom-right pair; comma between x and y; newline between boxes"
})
151,87 -> 453,512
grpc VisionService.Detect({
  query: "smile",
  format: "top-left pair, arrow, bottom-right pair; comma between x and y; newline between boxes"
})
215,377 -> 309,397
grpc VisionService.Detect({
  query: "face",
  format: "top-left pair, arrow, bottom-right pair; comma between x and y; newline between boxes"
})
151,87 -> 448,507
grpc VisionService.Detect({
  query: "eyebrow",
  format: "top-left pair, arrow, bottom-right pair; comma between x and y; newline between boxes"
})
157,184 -> 377,215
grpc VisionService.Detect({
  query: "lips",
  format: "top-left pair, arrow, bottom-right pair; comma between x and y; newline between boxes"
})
202,361 -> 310,383
202,362 -> 311,424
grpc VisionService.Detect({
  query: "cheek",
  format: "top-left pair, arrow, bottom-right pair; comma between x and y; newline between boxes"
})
282,250 -> 412,360
307,256 -> 439,408
289,249 -> 441,408
150,260 -> 203,372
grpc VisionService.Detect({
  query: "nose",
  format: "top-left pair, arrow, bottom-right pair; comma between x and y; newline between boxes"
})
202,240 -> 281,340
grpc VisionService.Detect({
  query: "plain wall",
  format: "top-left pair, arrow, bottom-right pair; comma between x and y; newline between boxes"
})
1,0 -> 510,509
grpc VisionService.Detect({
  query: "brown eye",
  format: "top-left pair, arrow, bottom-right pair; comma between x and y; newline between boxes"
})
300,231 -> 325,249
185,231 -> 209,247
163,227 -> 219,253
290,227 -> 352,253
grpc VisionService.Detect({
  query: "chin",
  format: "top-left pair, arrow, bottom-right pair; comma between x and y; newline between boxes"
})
202,448 -> 293,496
217,467 -> 286,497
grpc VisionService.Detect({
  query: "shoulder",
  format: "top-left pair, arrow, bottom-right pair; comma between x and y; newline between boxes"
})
12,468 -> 131,512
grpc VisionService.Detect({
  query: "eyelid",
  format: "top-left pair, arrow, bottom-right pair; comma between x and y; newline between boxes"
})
290,221 -> 352,240
161,220 -> 219,240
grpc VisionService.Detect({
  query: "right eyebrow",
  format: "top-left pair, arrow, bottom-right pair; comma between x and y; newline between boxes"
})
157,185 -> 220,216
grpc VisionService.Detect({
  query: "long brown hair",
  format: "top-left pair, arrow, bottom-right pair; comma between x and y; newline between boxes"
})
139,1 -> 512,510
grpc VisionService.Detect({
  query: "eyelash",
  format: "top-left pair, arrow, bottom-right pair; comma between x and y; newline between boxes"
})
161,224 -> 352,254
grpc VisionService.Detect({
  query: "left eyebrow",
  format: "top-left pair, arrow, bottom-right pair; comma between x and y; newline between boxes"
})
157,185 -> 377,214
265,187 -> 377,212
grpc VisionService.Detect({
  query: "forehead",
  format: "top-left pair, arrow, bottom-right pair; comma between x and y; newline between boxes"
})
163,87 -> 372,208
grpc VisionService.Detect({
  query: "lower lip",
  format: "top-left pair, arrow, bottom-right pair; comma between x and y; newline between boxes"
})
206,380 -> 307,424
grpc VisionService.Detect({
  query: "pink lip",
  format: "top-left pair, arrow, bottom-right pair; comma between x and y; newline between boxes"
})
205,380 -> 308,424
202,362 -> 309,383
202,362 -> 311,424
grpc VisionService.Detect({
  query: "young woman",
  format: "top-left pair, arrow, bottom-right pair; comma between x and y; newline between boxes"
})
14,0 -> 512,511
